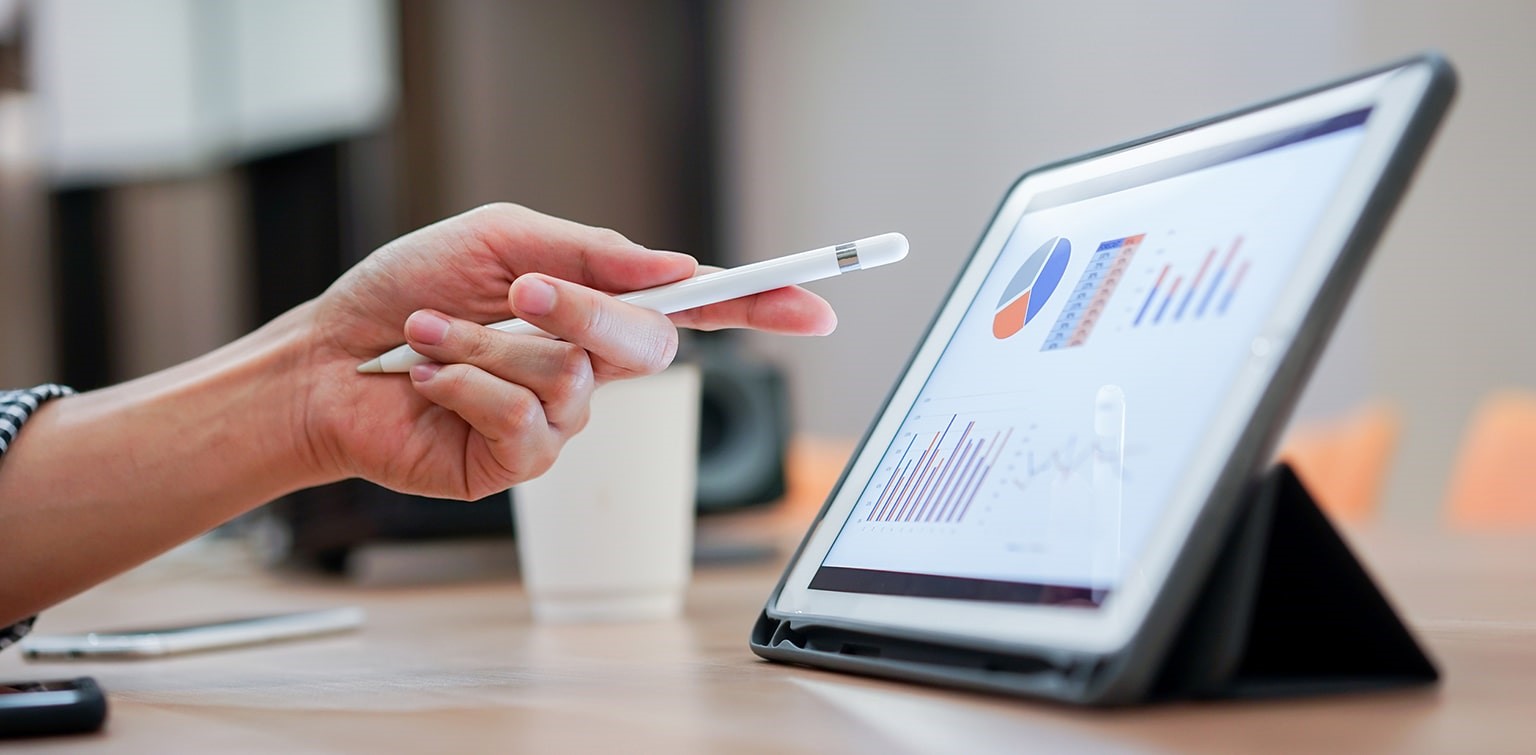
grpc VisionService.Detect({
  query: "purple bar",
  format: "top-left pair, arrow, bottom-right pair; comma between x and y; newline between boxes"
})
881,429 -> 942,521
868,459 -> 905,520
913,423 -> 974,521
955,462 -> 996,523
869,434 -> 918,521
955,429 -> 1013,522
926,438 -> 977,522
944,434 -> 997,523
893,461 -> 941,523
878,457 -> 909,521
869,458 -> 911,521
891,416 -> 958,522
905,455 -> 949,522
938,440 -> 989,522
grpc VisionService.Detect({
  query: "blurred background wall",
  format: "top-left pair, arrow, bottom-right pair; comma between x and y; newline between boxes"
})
722,0 -> 1536,522
0,0 -> 1530,525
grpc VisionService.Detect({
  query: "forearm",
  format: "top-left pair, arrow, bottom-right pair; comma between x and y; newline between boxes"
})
0,304 -> 331,625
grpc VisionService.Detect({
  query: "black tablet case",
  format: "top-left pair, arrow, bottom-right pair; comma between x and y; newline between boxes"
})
751,54 -> 1457,706
753,465 -> 1438,704
1149,464 -> 1437,699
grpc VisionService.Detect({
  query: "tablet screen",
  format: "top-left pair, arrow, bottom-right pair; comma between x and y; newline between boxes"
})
812,109 -> 1373,607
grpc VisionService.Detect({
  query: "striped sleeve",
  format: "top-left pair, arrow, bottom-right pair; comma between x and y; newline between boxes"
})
0,383 -> 76,652
1,383 -> 75,455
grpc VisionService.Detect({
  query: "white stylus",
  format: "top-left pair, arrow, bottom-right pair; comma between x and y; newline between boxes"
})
357,232 -> 910,374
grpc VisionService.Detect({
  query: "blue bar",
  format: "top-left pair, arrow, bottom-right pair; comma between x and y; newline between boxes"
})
1153,285 -> 1177,324
1133,280 -> 1160,326
1197,267 -> 1226,318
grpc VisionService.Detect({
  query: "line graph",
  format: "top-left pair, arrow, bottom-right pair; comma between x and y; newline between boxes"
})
1006,434 -> 1128,493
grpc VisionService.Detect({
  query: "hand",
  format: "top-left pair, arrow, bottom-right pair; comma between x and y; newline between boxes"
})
296,204 -> 836,499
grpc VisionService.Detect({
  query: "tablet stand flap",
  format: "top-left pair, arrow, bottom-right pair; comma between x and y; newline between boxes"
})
1152,463 -> 1439,699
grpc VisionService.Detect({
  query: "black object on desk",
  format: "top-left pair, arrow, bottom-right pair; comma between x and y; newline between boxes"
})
1148,464 -> 1436,699
0,676 -> 108,739
752,464 -> 1438,704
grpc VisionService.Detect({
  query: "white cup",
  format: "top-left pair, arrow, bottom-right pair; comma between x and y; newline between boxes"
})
512,364 -> 701,623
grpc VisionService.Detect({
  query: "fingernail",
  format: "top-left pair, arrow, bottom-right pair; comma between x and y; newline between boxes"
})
655,249 -> 696,265
513,276 -> 557,316
406,311 -> 450,346
819,308 -> 839,336
410,363 -> 441,383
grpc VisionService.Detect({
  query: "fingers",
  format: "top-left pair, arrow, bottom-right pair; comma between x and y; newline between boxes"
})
459,203 -> 698,293
500,262 -> 838,382
403,309 -> 594,431
400,203 -> 840,338
509,274 -> 679,382
405,361 -> 560,484
667,284 -> 838,336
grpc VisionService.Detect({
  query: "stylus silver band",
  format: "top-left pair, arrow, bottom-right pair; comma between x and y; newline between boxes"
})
836,243 -> 860,272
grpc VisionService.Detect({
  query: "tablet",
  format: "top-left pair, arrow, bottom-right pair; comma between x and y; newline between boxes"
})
755,54 -> 1454,703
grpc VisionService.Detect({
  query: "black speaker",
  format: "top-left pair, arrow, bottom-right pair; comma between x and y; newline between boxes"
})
693,337 -> 791,512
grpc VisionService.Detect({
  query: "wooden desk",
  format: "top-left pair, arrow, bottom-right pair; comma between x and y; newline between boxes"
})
3,527 -> 1534,753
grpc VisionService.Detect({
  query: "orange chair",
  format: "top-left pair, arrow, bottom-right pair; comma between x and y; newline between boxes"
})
1276,402 -> 1402,525
783,436 -> 857,522
1445,390 -> 1536,531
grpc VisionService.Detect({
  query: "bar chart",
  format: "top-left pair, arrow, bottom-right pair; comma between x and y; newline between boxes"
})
866,415 -> 1013,525
1133,236 -> 1248,327
1041,234 -> 1144,350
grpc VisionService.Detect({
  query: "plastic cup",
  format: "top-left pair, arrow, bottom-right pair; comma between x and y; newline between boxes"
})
512,364 -> 700,623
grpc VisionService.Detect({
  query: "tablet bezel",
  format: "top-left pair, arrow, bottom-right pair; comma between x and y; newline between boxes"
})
770,58 -> 1446,657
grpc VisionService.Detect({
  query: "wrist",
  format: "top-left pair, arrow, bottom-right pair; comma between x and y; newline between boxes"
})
237,300 -> 339,491
124,298 -> 338,497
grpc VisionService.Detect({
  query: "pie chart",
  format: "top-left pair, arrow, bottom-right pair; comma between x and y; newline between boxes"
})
993,236 -> 1071,339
